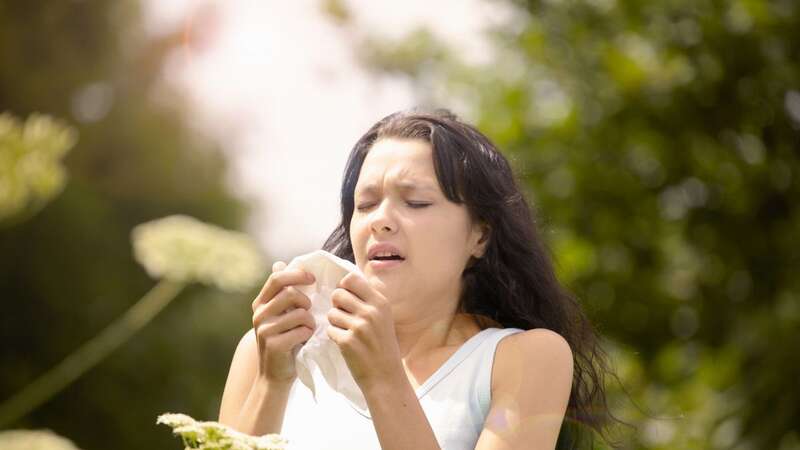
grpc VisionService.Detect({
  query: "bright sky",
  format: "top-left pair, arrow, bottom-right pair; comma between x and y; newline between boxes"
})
142,0 -> 501,261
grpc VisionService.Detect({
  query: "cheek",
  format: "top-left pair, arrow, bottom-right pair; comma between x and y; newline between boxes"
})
414,232 -> 468,275
349,219 -> 369,264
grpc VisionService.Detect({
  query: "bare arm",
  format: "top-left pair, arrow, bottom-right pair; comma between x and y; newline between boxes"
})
218,329 -> 294,435
218,260 -> 316,435
362,375 -> 442,450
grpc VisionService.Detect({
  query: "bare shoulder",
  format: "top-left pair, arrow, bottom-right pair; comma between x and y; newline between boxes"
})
475,328 -> 574,449
475,329 -> 573,450
232,328 -> 259,379
491,328 -> 574,397
237,327 -> 257,352
218,329 -> 259,424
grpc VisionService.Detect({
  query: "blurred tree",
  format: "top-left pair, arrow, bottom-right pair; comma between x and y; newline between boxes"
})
323,0 -> 800,448
0,2 -> 258,450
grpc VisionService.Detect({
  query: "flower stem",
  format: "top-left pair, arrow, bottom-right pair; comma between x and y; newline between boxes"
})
0,279 -> 186,427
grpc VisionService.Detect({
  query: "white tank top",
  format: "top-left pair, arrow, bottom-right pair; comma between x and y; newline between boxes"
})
280,327 -> 525,450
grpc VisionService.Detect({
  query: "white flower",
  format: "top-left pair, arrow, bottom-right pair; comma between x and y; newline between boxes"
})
0,429 -> 82,450
252,434 -> 291,450
173,424 -> 206,447
0,112 -> 78,221
132,215 -> 267,292
157,412 -> 197,428
157,412 -> 289,450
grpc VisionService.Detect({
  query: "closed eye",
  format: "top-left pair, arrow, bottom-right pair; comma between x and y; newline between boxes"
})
407,202 -> 431,209
355,202 -> 431,211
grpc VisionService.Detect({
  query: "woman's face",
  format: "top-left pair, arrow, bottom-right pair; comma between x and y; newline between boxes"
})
349,138 -> 488,315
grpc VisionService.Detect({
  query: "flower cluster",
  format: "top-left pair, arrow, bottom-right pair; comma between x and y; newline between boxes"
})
157,413 -> 289,450
0,112 -> 78,221
0,428 -> 82,450
132,214 -> 267,292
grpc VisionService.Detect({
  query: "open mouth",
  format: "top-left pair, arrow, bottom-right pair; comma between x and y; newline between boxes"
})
367,244 -> 406,267
370,256 -> 405,261
368,255 -> 405,269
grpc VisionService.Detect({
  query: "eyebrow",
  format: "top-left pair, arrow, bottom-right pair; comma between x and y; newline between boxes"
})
355,181 -> 437,196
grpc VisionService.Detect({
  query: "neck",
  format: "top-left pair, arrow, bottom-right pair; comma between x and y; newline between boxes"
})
392,304 -> 480,364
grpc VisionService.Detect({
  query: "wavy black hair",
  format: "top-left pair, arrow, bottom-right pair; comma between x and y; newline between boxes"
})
322,107 -> 627,449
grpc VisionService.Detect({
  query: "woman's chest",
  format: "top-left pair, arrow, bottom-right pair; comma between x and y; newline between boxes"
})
404,347 -> 459,390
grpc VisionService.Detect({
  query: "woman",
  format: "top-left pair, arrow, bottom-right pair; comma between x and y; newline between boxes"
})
218,108 -> 618,449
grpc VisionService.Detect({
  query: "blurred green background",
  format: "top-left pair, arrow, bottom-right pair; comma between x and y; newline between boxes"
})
0,1 -> 255,449
2,0 -> 799,449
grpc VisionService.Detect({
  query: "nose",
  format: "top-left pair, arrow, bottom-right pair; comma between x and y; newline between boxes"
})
370,199 -> 397,234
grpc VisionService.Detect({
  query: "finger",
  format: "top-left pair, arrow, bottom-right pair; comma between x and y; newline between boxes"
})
258,307 -> 316,336
326,323 -> 349,346
337,271 -> 376,305
254,289 -> 313,325
253,288 -> 308,327
327,306 -> 361,330
331,287 -> 365,315
252,260 -> 294,304
252,268 -> 315,312
266,325 -> 315,352
258,260 -> 286,303
253,261 -> 286,310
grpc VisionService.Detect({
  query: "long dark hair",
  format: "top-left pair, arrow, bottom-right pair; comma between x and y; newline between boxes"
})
322,107 -> 627,448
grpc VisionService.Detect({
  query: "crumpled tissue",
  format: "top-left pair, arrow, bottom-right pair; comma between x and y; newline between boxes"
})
285,250 -> 369,412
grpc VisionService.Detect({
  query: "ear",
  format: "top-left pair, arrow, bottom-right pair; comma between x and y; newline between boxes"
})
471,222 -> 491,258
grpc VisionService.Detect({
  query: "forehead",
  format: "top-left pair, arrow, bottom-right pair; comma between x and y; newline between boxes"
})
355,138 -> 438,195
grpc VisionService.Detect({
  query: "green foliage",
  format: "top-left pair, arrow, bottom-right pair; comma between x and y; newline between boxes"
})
0,2 -> 256,450
333,0 -> 800,448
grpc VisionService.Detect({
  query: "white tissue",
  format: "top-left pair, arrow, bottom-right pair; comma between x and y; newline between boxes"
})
285,250 -> 369,412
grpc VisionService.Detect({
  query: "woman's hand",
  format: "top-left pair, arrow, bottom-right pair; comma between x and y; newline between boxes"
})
251,261 -> 317,384
326,271 -> 404,390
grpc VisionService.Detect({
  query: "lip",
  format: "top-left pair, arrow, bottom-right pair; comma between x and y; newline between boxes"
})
367,242 -> 405,261
368,259 -> 404,270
